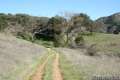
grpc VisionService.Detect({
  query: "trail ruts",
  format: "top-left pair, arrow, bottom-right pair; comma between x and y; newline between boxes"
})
53,53 -> 63,80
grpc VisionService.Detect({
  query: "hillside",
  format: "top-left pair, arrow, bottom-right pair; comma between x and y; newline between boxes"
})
0,32 -> 120,80
0,12 -> 120,80
55,33 -> 120,80
0,13 -> 49,35
57,47 -> 120,80
0,12 -> 120,48
0,13 -> 91,47
84,33 -> 120,54
0,33 -> 47,80
95,12 -> 120,33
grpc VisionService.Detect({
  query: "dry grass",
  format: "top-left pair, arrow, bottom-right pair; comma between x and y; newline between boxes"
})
0,33 -> 47,80
57,48 -> 120,80
83,33 -> 120,56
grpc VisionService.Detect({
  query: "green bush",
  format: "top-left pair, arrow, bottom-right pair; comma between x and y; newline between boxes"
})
54,33 -> 68,47
85,44 -> 97,56
17,32 -> 33,42
0,14 -> 8,31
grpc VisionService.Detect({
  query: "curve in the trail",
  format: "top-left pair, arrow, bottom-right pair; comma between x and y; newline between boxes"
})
30,56 -> 49,80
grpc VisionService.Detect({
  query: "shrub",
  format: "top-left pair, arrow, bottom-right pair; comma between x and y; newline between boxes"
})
54,33 -> 68,47
0,14 -> 8,31
75,36 -> 84,44
17,32 -> 33,42
85,44 -> 97,56
74,35 -> 85,48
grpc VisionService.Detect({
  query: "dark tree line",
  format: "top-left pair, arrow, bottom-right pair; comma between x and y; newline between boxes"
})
33,13 -> 94,47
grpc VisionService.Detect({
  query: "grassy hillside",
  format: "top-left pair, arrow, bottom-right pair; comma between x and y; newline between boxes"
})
57,48 -> 120,80
55,33 -> 120,80
0,33 -> 47,80
83,33 -> 120,56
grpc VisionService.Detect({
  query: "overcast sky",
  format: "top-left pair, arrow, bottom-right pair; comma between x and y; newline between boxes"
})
0,0 -> 119,20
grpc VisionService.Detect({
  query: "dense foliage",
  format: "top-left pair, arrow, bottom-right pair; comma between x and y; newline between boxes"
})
0,12 -> 120,47
0,14 -> 8,31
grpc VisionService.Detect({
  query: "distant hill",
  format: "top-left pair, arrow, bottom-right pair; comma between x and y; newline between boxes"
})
0,13 -> 49,36
95,12 -> 120,34
1,12 -> 120,35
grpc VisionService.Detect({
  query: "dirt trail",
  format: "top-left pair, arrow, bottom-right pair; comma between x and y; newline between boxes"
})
29,49 -> 63,80
53,53 -> 63,80
30,56 -> 50,80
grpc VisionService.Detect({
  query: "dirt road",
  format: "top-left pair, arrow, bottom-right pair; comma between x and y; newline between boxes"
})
30,55 -> 49,80
53,53 -> 63,80
29,49 -> 63,80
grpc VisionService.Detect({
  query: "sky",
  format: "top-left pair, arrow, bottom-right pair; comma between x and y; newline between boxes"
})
0,0 -> 119,20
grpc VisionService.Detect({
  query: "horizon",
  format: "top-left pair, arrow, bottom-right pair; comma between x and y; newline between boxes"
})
0,0 -> 119,20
